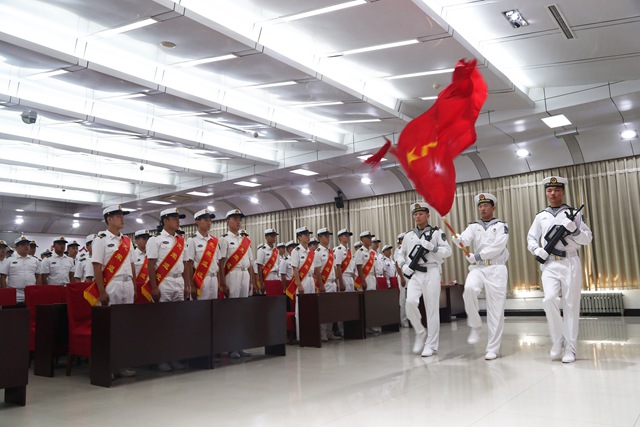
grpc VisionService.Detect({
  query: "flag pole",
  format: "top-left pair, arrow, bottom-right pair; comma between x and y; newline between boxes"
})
442,218 -> 471,257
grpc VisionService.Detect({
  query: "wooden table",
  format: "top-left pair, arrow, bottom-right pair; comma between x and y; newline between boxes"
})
298,292 -> 365,348
0,308 -> 30,405
362,289 -> 400,332
33,303 -> 68,377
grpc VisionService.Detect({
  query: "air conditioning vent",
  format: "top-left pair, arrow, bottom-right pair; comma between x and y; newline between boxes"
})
547,4 -> 576,39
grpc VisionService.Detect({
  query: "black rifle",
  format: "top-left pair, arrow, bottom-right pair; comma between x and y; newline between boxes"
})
536,204 -> 584,264
404,228 -> 436,278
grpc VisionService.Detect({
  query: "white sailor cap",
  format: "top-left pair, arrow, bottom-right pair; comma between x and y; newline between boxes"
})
295,226 -> 311,236
354,241 -> 363,248
14,235 -> 30,246
85,234 -> 96,244
285,240 -> 297,248
372,237 -> 381,243
411,202 -> 430,214
542,176 -> 568,189
103,204 -> 130,217
396,232 -> 406,242
475,193 -> 497,206
194,209 -> 215,220
53,236 -> 68,244
160,207 -> 186,219
382,245 -> 393,252
264,228 -> 279,235
239,229 -> 249,236
337,228 -> 353,237
0,240 -> 7,247
276,242 -> 286,248
309,235 -> 319,244
67,240 -> 80,247
359,231 -> 375,238
134,229 -> 151,238
317,227 -> 333,236
30,240 -> 38,247
226,209 -> 245,219
176,229 -> 186,235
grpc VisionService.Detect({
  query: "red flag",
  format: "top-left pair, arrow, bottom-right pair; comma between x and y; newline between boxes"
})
367,59 -> 487,215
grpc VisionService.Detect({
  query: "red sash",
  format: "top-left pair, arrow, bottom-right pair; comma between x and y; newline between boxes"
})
261,247 -> 278,278
340,248 -> 352,272
137,257 -> 153,302
285,249 -> 315,300
193,236 -> 219,296
224,236 -> 251,276
354,250 -> 375,290
320,249 -> 334,285
84,236 -> 131,306
141,235 -> 185,299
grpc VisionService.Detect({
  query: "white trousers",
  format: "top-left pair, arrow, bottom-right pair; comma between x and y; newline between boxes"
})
106,278 -> 134,305
158,276 -> 184,302
463,265 -> 508,354
405,268 -> 441,351
342,275 -> 354,292
541,257 -> 583,354
198,274 -> 219,300
295,276 -> 316,341
226,269 -> 249,298
364,275 -> 376,291
398,276 -> 408,325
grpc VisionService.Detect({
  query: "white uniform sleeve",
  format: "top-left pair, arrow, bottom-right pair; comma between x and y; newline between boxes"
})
458,224 -> 475,248
527,216 -> 543,255
40,258 -> 51,274
146,236 -> 159,260
430,230 -> 452,260
186,238 -> 196,262
92,238 -> 106,266
569,213 -> 593,246
478,223 -> 509,260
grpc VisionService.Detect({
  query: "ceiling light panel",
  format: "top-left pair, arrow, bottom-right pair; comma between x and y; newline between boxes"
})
326,39 -> 419,57
234,181 -> 262,187
290,169 -> 318,176
277,0 -> 366,23
542,114 -> 572,128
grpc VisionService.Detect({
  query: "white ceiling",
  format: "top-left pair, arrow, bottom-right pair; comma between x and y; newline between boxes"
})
0,0 -> 639,235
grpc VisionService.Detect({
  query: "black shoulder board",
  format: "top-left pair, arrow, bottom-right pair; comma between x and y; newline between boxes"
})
295,247 -> 300,251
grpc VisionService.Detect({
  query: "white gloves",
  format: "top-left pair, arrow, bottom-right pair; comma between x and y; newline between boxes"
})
420,240 -> 435,251
466,253 -> 476,264
451,235 -> 461,247
534,247 -> 549,260
402,265 -> 414,277
561,218 -> 577,233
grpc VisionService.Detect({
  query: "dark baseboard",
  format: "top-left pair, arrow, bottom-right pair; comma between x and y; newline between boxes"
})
479,309 -> 545,317
624,309 -> 640,316
478,309 -> 637,317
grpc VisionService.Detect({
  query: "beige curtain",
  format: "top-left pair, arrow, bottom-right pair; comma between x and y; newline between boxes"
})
199,156 -> 640,292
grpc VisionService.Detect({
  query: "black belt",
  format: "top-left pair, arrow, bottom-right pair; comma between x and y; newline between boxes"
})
414,265 -> 427,273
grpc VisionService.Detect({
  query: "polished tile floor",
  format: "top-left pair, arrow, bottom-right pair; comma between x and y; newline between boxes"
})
3,317 -> 640,427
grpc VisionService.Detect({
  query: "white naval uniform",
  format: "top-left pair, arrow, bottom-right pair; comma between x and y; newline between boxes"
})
256,244 -> 281,282
458,219 -> 509,355
354,246 -> 377,291
527,205 -> 592,356
290,244 -> 315,340
147,230 -> 186,302
221,231 -> 254,298
0,254 -> 39,303
394,245 -> 409,326
334,244 -> 355,291
374,252 -> 384,278
74,255 -> 95,282
398,226 -> 452,353
314,244 -> 338,340
279,255 -> 293,282
40,253 -> 74,285
382,255 -> 395,288
186,231 -> 222,300
92,230 -> 135,305
132,248 -> 146,275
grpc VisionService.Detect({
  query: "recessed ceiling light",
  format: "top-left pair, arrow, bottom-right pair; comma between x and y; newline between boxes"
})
361,177 -> 372,185
73,219 -> 79,223
278,0 -> 366,23
15,209 -> 24,212
15,218 -> 24,224
207,206 -> 215,211
250,197 -> 259,204
187,191 -> 214,197
332,119 -> 381,124
290,169 -> 318,176
72,222 -> 80,228
289,101 -> 345,108
234,181 -> 262,187
327,39 -> 419,57
26,69 -> 69,80
148,200 -> 172,205
516,148 -> 530,158
243,81 -> 297,90
358,154 -> 387,162
502,9 -> 529,28
541,114 -> 572,128
85,18 -> 158,40
73,212 -> 80,217
381,68 -> 455,81
420,96 -> 438,101
136,218 -> 145,224
160,41 -> 176,48
620,129 -> 638,140
171,54 -> 237,68
301,188 -> 311,195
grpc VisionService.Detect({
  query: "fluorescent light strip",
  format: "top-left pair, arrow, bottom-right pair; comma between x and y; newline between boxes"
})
420,96 -> 438,100
327,39 -> 419,57
171,54 -> 237,68
187,191 -> 214,197
541,114 -> 572,128
332,119 -> 381,124
291,169 -> 318,176
86,18 -> 158,40
279,0 -> 366,23
148,200 -> 172,205
26,69 -> 69,80
243,81 -> 297,90
234,181 -> 261,187
289,101 -> 345,108
383,68 -> 455,80
358,154 -> 387,162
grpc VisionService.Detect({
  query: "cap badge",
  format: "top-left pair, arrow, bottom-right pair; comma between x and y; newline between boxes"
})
479,194 -> 486,200
550,177 -> 557,183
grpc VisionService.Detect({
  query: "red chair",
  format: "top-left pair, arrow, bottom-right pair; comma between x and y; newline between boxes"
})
65,282 -> 93,376
0,287 -> 17,306
24,285 -> 67,351
376,277 -> 389,290
264,280 -> 284,296
389,277 -> 399,289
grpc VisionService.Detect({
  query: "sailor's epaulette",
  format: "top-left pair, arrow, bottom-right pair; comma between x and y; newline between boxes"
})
257,243 -> 265,249
315,248 -> 321,252
294,246 -> 300,251
222,233 -> 228,237
98,232 -> 107,238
